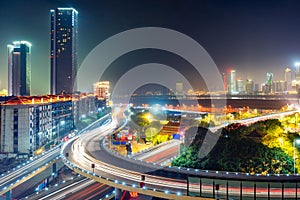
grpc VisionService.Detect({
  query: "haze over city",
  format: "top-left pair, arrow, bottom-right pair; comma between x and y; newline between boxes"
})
1,1 -> 300,200
1,0 -> 300,94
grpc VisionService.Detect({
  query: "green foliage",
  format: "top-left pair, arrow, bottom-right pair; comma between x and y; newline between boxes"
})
254,119 -> 283,134
152,134 -> 172,145
172,146 -> 201,168
145,127 -> 159,141
131,112 -> 150,127
172,119 -> 296,174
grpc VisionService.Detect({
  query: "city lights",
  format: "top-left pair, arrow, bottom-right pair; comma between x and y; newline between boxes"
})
1,1 -> 300,200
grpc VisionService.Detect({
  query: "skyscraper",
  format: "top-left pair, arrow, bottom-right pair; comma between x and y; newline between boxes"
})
245,79 -> 254,95
222,72 -> 227,92
175,82 -> 183,95
229,70 -> 237,94
284,68 -> 292,92
50,8 -> 78,95
7,41 -> 31,96
264,72 -> 274,94
237,79 -> 244,94
94,81 -> 110,100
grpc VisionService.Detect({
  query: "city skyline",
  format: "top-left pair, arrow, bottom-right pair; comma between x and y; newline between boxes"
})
0,0 -> 300,94
1,1 -> 300,199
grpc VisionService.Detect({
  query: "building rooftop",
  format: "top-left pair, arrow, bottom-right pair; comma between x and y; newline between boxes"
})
0,93 -> 97,106
0,95 -> 73,106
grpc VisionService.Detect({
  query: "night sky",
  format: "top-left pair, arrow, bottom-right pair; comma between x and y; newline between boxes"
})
1,0 -> 300,94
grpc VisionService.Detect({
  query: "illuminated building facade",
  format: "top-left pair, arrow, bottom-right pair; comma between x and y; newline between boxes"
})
285,68 -> 292,92
50,8 -> 78,95
94,81 -> 110,100
0,95 -> 73,155
245,79 -> 254,95
222,73 -> 227,92
237,79 -> 244,94
274,80 -> 286,93
264,72 -> 274,94
73,93 -> 97,123
7,41 -> 31,96
229,70 -> 237,94
175,82 -> 183,95
0,93 -> 107,156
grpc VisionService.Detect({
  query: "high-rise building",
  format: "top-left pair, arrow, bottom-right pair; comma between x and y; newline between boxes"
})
273,80 -> 286,93
94,81 -> 110,100
264,72 -> 274,94
266,72 -> 274,84
254,84 -> 259,93
175,82 -> 183,95
229,70 -> 237,94
0,95 -> 72,155
222,73 -> 227,92
7,41 -> 31,96
284,68 -> 292,92
245,79 -> 254,95
237,79 -> 244,94
50,8 -> 78,95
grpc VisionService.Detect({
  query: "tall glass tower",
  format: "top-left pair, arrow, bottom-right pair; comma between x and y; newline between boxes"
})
50,8 -> 78,95
284,68 -> 292,91
229,70 -> 237,94
7,41 -> 31,96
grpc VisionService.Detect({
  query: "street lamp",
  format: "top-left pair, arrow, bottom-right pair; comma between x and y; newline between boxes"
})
293,137 -> 300,174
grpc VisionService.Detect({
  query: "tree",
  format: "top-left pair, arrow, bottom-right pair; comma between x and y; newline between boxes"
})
145,127 -> 159,142
172,122 -> 296,174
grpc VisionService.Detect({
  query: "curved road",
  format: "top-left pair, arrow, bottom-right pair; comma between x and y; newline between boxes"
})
62,112 -> 300,199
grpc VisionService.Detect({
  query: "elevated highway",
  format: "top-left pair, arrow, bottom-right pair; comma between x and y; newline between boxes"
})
62,110 -> 300,199
0,114 -> 111,198
0,147 -> 61,196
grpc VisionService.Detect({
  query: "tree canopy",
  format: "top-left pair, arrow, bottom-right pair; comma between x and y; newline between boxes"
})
172,119 -> 297,174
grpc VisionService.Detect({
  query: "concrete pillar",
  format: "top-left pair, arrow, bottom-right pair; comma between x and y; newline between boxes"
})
5,190 -> 11,200
115,188 -> 122,200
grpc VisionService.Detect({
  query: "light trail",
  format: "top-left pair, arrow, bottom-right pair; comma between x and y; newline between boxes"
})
0,147 -> 60,187
38,178 -> 92,200
62,109 -> 300,199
